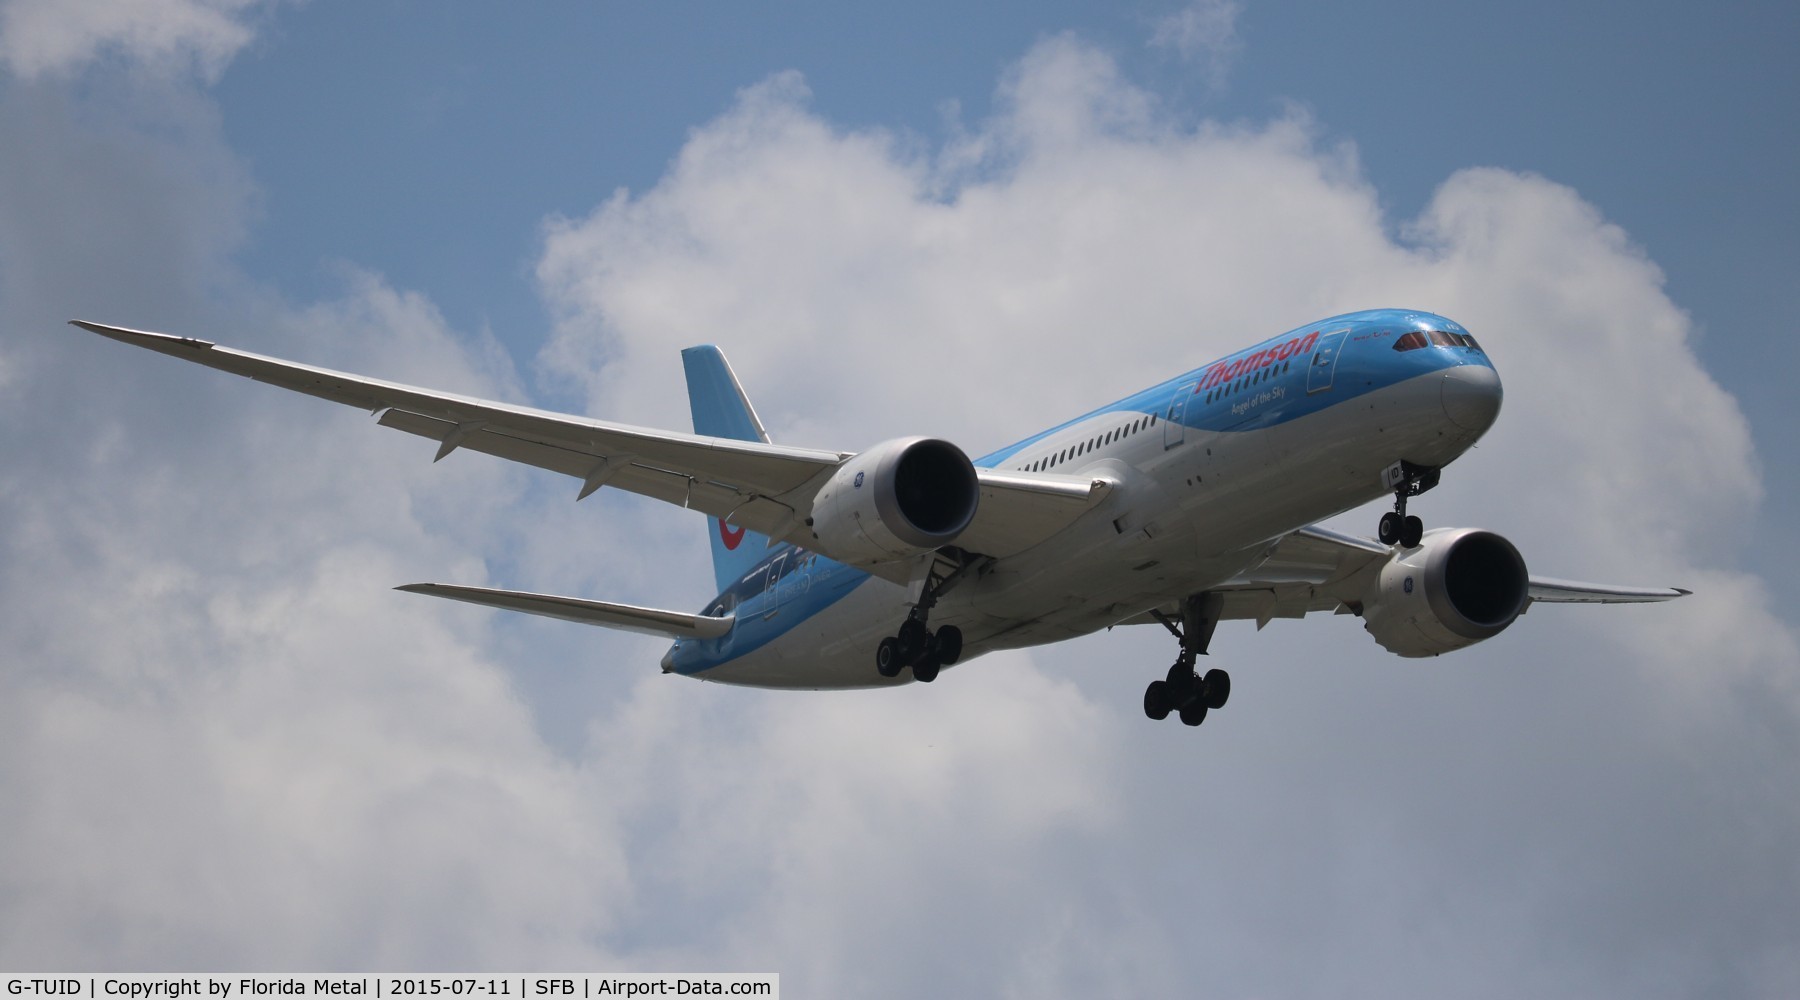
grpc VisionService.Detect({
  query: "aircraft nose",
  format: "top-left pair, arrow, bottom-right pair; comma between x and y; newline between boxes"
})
1441,364 -> 1503,433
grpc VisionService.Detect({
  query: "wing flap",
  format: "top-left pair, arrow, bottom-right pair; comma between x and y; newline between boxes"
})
960,470 -> 1113,557
396,583 -> 732,639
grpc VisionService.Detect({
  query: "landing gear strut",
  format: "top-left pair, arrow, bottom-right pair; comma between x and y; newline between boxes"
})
1377,461 -> 1439,548
874,552 -> 976,683
1142,593 -> 1231,727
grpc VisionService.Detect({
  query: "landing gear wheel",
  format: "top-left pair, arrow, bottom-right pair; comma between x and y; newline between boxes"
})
931,625 -> 964,665
1147,593 -> 1225,730
1379,511 -> 1402,545
1400,515 -> 1424,548
1202,668 -> 1231,710
896,618 -> 928,662
913,655 -> 941,684
876,637 -> 902,678
1144,680 -> 1173,721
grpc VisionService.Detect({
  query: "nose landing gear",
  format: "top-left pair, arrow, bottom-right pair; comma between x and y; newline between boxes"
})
1142,593 -> 1230,727
1378,461 -> 1440,548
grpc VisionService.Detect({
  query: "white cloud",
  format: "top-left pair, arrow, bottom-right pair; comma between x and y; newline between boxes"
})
0,0 -> 279,81
4,22 -> 1796,997
1149,0 -> 1243,89
535,34 -> 1799,996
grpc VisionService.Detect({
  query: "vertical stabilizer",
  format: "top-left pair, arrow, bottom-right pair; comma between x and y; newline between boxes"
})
682,345 -> 773,594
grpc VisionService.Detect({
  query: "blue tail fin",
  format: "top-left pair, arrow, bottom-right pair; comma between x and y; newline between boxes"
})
682,345 -> 773,594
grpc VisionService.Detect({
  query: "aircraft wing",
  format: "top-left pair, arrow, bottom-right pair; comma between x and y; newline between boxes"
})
1116,525 -> 1687,628
72,321 -> 1108,569
396,583 -> 732,639
1524,577 -> 1693,603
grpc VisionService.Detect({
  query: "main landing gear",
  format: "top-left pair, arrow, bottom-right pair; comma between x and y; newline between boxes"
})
875,618 -> 961,683
875,552 -> 978,683
1377,461 -> 1440,548
1143,593 -> 1231,727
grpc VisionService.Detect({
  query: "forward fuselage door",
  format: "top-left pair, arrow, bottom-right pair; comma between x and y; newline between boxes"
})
1305,328 -> 1352,394
1163,381 -> 1198,449
761,551 -> 789,620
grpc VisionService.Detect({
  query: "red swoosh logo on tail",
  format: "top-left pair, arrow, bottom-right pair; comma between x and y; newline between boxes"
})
718,520 -> 746,550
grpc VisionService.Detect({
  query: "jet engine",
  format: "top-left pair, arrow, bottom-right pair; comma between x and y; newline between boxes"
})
809,436 -> 979,564
1360,528 -> 1530,657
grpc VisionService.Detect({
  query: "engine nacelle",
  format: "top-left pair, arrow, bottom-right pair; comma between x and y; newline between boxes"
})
810,436 -> 979,565
1361,528 -> 1530,657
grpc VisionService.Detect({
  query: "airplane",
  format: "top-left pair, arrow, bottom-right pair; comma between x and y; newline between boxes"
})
72,309 -> 1687,728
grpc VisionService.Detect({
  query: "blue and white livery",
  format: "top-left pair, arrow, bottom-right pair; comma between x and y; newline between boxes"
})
73,310 -> 1686,728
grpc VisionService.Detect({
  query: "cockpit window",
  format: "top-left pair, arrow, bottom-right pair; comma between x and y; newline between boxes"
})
1393,329 -> 1484,353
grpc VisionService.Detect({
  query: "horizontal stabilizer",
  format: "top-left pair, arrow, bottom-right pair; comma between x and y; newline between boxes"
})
396,583 -> 732,639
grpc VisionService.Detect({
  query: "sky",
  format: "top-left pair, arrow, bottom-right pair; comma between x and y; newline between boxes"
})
1,1 -> 1797,995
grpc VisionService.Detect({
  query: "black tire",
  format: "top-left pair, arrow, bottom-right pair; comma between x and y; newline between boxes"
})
932,625 -> 964,665
1401,515 -> 1424,548
1379,511 -> 1402,545
1144,680 -> 1173,720
913,655 -> 941,683
876,637 -> 902,678
1165,661 -> 1194,689
1203,667 -> 1231,710
896,618 -> 928,662
1179,701 -> 1208,727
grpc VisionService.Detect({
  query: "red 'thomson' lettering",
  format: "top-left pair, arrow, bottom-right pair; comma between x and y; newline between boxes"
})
1200,331 -> 1318,389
